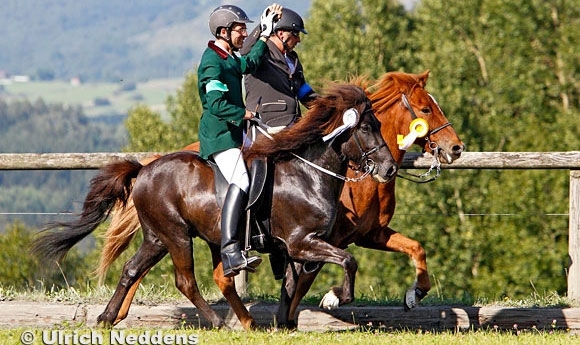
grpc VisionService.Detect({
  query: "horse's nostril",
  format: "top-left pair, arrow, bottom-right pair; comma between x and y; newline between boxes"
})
452,144 -> 465,155
387,164 -> 398,177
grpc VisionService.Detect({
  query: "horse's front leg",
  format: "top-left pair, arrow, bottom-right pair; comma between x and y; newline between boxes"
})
287,234 -> 357,306
355,226 -> 431,310
276,260 -> 299,329
276,260 -> 323,329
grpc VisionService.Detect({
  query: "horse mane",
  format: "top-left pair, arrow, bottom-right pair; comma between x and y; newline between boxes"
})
246,82 -> 368,160
357,70 -> 430,115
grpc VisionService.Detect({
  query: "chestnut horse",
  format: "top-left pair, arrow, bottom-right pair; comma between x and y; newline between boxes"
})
97,70 -> 463,328
276,70 -> 464,328
32,83 -> 397,329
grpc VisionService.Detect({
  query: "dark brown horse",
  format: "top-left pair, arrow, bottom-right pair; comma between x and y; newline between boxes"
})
31,82 -> 397,329
96,70 -> 464,329
276,70 -> 464,328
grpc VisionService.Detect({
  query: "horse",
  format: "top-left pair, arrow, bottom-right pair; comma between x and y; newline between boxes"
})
31,82 -> 398,330
275,70 -> 465,328
94,70 -> 463,329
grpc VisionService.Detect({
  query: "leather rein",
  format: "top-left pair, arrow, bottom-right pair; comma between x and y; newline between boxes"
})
251,103 -> 386,183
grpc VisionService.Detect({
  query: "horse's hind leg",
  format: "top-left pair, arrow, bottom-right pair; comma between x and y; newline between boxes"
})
165,237 -> 225,328
355,227 -> 431,310
114,269 -> 150,323
97,233 -> 167,327
209,244 -> 256,330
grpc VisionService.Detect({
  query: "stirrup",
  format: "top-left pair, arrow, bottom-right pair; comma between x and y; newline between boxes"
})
242,254 -> 262,271
223,253 -> 262,277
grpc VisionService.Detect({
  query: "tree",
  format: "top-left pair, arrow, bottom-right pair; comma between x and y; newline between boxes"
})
124,71 -> 201,151
387,0 -> 580,299
293,0 -> 580,301
299,0 -> 416,89
0,222 -> 90,289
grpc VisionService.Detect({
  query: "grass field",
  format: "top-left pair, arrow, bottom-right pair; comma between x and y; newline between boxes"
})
0,78 -> 183,117
0,285 -> 578,344
0,327 -> 575,345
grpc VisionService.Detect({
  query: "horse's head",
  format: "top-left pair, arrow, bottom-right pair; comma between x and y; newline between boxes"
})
318,84 -> 398,183
369,70 -> 465,164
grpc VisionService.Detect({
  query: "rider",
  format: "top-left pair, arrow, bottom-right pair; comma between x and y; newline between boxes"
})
197,4 -> 282,278
241,7 -> 317,131
240,7 -> 316,280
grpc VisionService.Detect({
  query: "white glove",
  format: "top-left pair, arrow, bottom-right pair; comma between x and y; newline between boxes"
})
260,10 -> 278,38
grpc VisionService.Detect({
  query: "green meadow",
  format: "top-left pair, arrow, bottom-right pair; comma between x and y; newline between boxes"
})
0,327 -> 575,345
0,78 -> 182,118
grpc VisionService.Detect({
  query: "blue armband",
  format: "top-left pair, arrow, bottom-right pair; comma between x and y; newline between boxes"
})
297,83 -> 314,100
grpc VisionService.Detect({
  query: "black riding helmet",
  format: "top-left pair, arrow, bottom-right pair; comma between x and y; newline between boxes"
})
274,8 -> 307,34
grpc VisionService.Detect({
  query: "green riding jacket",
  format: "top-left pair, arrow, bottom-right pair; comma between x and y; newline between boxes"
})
197,39 -> 268,160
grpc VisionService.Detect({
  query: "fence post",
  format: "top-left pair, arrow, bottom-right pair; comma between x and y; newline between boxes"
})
569,170 -> 580,301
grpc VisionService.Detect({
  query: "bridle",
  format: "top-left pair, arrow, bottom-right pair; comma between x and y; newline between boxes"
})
401,93 -> 452,153
399,93 -> 453,183
250,101 -> 387,182
344,102 -> 389,177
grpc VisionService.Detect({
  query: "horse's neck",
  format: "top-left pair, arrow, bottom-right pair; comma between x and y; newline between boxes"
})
297,142 -> 348,186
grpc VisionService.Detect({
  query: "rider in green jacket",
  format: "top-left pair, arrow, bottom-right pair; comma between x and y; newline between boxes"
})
197,3 -> 282,278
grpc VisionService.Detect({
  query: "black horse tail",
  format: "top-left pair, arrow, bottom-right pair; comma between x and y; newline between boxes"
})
31,159 -> 143,263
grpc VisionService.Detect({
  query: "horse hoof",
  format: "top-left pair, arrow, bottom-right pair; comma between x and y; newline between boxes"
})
319,290 -> 340,310
96,315 -> 114,329
276,320 -> 297,330
404,287 -> 418,311
404,287 -> 428,311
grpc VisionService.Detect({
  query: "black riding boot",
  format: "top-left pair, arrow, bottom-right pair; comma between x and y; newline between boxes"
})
221,184 -> 262,277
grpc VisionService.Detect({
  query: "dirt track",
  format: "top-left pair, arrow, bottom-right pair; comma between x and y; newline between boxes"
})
1,301 -> 580,332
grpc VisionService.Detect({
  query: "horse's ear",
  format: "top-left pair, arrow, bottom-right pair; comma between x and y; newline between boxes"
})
418,70 -> 430,87
322,108 -> 359,142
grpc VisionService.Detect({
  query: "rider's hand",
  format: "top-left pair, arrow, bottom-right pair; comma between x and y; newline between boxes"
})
244,110 -> 255,120
260,3 -> 282,38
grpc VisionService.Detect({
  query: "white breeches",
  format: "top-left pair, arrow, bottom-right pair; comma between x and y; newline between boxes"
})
212,147 -> 249,192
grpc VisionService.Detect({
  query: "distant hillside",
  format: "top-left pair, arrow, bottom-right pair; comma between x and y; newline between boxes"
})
0,1 -> 311,82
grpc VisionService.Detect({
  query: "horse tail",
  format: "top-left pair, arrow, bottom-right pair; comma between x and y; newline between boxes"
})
95,145 -> 201,281
31,159 -> 143,263
96,187 -> 143,282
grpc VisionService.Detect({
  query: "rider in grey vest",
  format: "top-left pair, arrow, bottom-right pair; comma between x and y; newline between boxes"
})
241,8 -> 317,131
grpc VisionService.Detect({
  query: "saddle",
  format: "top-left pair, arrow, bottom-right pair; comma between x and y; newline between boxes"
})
208,157 -> 287,279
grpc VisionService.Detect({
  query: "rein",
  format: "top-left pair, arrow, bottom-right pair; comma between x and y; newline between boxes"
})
398,93 -> 452,183
249,109 -> 379,183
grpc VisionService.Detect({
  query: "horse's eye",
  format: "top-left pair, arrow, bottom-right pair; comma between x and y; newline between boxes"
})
360,123 -> 371,133
421,107 -> 431,115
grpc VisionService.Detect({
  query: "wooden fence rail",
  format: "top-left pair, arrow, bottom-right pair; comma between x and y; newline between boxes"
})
1,151 -> 579,301
2,151 -> 580,170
